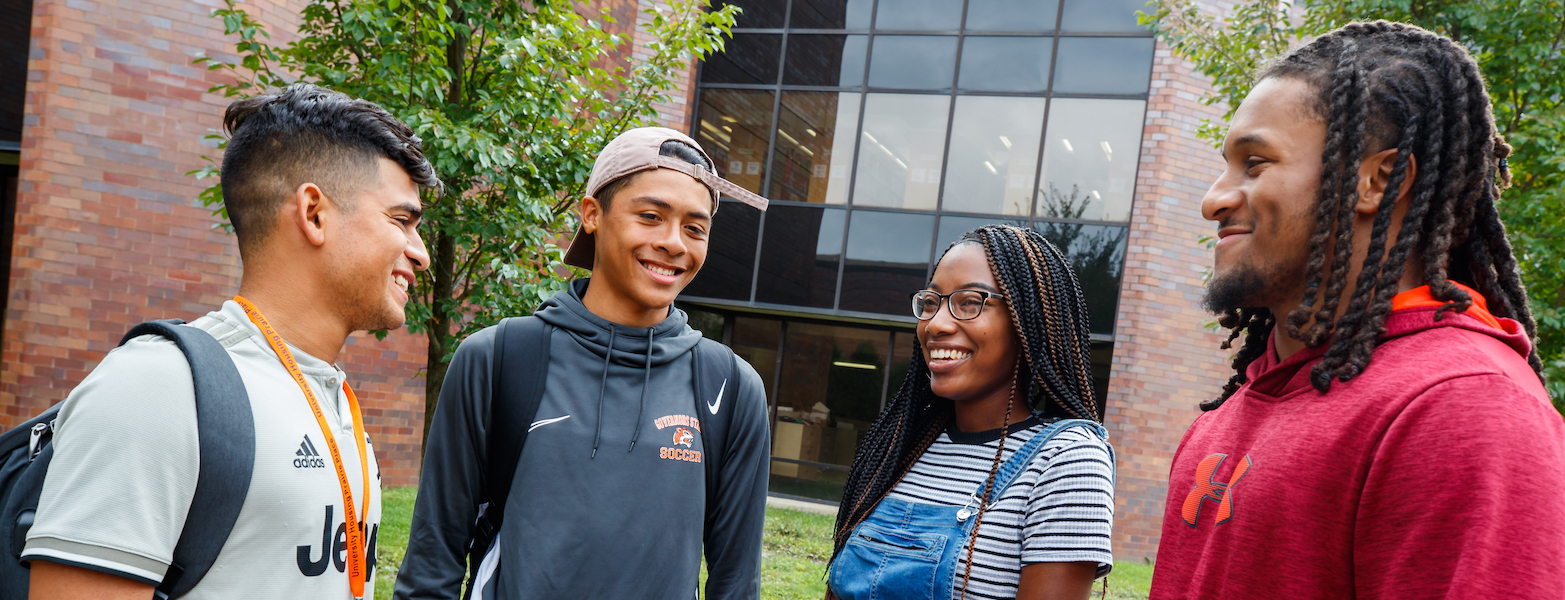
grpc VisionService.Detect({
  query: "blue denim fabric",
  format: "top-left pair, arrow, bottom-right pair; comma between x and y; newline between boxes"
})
827,419 -> 1107,600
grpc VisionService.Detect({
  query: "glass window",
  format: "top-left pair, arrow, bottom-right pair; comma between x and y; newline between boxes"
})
840,210 -> 936,314
1090,341 -> 1111,417
682,199 -> 761,301
964,0 -> 1060,32
1032,222 -> 1126,334
715,0 -> 787,29
731,317 -> 782,404
1060,0 -> 1151,32
756,205 -> 846,308
683,307 -> 726,341
696,89 -> 775,195
1035,98 -> 1144,221
852,93 -> 950,210
888,330 -> 918,403
940,96 -> 1045,216
867,35 -> 957,90
933,215 -> 1028,259
872,0 -> 963,30
776,323 -> 888,426
699,34 -> 782,85
772,322 -> 891,500
1051,37 -> 1154,95
793,0 -> 874,30
769,92 -> 860,204
784,34 -> 867,86
958,36 -> 1052,93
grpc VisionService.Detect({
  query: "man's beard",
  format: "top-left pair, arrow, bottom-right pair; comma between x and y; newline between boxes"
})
330,263 -> 407,333
1204,267 -> 1271,314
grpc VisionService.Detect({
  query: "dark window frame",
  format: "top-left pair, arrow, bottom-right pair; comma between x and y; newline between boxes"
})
687,0 -> 1152,336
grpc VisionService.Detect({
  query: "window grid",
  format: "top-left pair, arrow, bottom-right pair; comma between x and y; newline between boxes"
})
696,305 -> 1115,444
830,0 -> 879,311
688,0 -> 1151,327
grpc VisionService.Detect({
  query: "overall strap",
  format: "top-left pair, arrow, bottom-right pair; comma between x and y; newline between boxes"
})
116,320 -> 255,600
980,418 -> 1105,505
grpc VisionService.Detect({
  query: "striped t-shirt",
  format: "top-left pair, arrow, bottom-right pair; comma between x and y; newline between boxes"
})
884,415 -> 1114,600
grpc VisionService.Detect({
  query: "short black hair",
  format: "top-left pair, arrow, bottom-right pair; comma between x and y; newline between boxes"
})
219,83 -> 441,253
593,139 -> 714,209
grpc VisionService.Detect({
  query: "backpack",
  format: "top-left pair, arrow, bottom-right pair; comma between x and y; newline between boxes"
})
0,320 -> 255,600
462,316 -> 740,597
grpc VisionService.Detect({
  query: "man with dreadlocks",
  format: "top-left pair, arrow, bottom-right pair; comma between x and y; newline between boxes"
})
826,225 -> 1115,600
1150,21 -> 1565,599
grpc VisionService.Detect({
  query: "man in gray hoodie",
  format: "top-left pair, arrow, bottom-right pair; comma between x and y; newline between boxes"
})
394,128 -> 772,600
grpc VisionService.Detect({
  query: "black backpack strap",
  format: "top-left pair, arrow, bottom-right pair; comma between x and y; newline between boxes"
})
465,316 -> 551,595
3,404 -> 63,564
115,320 -> 254,600
692,339 -> 741,516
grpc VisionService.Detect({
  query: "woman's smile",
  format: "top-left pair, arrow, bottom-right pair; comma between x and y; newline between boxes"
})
926,346 -> 974,373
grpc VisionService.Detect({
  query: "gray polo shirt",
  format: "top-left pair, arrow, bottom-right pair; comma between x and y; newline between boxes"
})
21,300 -> 381,599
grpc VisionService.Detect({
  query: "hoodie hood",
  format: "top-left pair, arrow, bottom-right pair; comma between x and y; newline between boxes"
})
1242,304 -> 1535,400
533,278 -> 706,457
534,278 -> 704,367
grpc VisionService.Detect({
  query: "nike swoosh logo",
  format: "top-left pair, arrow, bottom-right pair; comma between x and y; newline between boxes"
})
707,379 -> 727,415
528,415 -> 571,432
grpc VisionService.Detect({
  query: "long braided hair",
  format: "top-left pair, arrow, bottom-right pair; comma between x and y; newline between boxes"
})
1207,21 -> 1544,410
829,225 -> 1100,595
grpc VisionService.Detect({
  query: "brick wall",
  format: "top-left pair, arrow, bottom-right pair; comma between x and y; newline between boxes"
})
9,0 -> 431,485
626,0 -> 701,130
1102,40 -> 1232,561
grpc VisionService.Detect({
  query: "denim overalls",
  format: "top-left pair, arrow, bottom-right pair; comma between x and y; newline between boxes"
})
827,418 -> 1111,600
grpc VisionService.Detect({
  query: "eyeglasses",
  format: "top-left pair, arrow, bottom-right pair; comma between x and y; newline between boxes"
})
910,289 -> 1008,321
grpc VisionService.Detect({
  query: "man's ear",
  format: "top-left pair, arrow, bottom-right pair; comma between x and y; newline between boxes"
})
1355,148 -> 1417,215
580,196 -> 603,235
289,182 -> 330,247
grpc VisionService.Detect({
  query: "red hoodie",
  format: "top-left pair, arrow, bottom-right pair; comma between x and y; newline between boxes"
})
1151,289 -> 1565,599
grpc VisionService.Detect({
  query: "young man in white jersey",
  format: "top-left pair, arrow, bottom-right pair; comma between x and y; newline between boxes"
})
23,83 -> 439,600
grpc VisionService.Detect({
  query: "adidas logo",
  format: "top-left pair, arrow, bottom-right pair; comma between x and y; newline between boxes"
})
293,435 -> 326,469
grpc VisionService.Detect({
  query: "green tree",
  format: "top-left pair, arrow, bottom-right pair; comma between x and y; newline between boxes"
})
1141,0 -> 1565,410
191,0 -> 739,445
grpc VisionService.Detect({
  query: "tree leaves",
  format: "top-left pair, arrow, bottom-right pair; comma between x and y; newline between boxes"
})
190,0 -> 740,430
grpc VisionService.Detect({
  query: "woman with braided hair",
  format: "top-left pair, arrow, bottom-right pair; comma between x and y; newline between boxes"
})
825,225 -> 1115,600
1151,21 -> 1565,599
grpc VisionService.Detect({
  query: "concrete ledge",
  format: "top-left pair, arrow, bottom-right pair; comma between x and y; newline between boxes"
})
766,495 -> 838,516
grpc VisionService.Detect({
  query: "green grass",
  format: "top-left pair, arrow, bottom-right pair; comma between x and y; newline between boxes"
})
373,487 -> 1151,600
1102,560 -> 1154,600
374,486 -> 418,598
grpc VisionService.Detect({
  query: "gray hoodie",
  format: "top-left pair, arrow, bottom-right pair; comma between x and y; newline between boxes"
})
393,280 -> 770,600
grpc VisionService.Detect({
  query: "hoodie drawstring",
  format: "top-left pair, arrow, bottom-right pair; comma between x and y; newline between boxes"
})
591,326 -> 615,459
628,328 -> 654,452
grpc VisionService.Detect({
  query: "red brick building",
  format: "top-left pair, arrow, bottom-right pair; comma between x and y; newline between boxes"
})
6,0 -> 1228,560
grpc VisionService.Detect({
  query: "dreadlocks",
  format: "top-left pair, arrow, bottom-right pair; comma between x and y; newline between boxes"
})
1206,21 -> 1543,410
830,225 -> 1100,589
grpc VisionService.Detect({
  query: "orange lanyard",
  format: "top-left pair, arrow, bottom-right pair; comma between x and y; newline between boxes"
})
235,296 -> 370,599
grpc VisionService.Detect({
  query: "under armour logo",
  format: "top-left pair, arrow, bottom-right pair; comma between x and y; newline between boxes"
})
1181,453 -> 1253,527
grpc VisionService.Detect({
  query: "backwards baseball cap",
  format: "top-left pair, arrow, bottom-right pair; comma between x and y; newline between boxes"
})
563,127 -> 770,270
